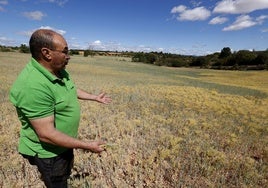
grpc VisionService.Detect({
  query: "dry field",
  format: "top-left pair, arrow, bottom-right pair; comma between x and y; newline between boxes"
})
0,52 -> 267,187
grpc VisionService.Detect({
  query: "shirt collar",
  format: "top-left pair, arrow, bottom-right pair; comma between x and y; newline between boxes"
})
30,58 -> 69,83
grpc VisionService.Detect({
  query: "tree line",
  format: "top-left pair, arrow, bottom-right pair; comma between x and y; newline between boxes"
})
131,47 -> 268,70
1,45 -> 267,70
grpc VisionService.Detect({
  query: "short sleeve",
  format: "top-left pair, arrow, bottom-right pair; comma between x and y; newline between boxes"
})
17,84 -> 54,119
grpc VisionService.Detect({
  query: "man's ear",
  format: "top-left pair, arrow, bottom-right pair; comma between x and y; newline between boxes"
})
41,48 -> 52,60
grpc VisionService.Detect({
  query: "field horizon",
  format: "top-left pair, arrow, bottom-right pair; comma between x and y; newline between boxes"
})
0,52 -> 267,187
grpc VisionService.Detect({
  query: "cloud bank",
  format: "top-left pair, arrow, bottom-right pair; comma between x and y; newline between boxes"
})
22,11 -> 46,20
171,0 -> 268,31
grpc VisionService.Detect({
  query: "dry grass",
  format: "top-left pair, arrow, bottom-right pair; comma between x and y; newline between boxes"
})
0,52 -> 267,187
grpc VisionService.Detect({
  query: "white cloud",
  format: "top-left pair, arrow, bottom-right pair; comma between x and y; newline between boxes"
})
223,14 -> 268,31
0,0 -> 7,12
22,11 -> 46,20
69,43 -> 81,49
223,15 -> 257,31
88,40 -> 125,51
39,26 -> 66,35
93,40 -> 101,45
19,26 -> 66,38
18,30 -> 33,37
85,40 -> 209,55
66,37 -> 81,49
261,28 -> 268,32
213,0 -> 268,14
256,15 -> 268,24
209,16 -> 228,24
190,0 -> 202,7
171,5 -> 187,13
166,45 -> 210,56
0,36 -> 15,46
0,0 -> 8,5
171,5 -> 211,21
47,0 -> 68,6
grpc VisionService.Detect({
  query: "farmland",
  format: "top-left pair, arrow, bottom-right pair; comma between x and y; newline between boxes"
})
0,52 -> 267,187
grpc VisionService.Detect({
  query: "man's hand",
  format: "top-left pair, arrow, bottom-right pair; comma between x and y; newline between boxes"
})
88,140 -> 106,153
96,92 -> 112,104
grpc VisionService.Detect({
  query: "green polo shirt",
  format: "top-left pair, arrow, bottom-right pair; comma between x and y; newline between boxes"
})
10,58 -> 80,158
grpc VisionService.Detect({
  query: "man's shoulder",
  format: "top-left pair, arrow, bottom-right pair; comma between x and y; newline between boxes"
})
12,63 -> 43,87
10,60 -> 53,102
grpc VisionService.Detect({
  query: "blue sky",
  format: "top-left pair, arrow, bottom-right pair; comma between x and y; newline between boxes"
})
0,0 -> 268,55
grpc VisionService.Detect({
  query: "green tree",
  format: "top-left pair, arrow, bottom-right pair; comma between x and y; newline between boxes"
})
254,51 -> 268,70
84,50 -> 95,57
191,56 -> 209,68
69,49 -> 79,55
145,53 -> 157,64
254,52 -> 268,65
19,44 -> 30,53
132,52 -> 146,62
219,47 -> 232,59
234,50 -> 256,65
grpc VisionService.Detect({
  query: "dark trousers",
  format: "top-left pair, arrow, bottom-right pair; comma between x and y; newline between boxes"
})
22,149 -> 74,188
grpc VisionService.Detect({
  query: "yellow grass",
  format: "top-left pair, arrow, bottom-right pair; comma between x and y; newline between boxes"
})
0,52 -> 267,187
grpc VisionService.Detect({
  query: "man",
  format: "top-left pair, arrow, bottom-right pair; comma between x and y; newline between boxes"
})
10,29 -> 112,188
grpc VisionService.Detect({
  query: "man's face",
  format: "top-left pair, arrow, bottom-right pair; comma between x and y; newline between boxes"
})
50,34 -> 70,71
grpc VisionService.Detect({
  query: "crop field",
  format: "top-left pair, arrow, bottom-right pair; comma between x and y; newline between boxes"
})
0,52 -> 267,187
